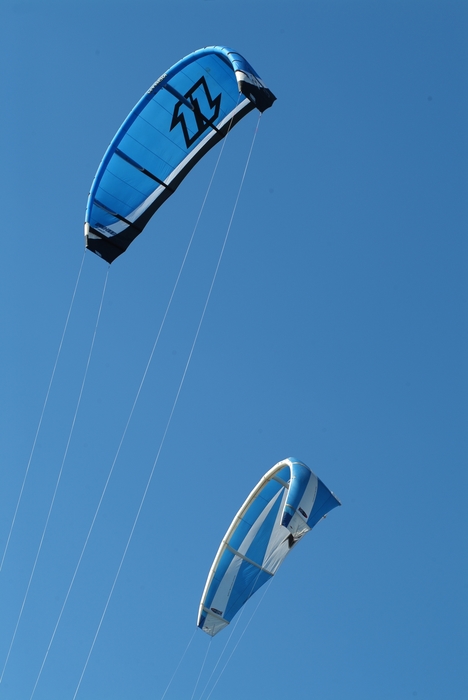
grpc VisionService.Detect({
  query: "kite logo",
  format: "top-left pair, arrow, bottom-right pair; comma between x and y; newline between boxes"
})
96,223 -> 117,236
170,76 -> 221,148
211,607 -> 223,616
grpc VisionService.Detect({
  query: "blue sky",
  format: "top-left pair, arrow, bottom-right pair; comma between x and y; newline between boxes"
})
0,1 -> 466,699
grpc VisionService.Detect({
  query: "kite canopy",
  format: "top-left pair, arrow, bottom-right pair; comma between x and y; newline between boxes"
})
197,458 -> 340,637
84,46 -> 276,263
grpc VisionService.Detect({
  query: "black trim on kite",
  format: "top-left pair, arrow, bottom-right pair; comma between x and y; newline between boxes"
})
239,79 -> 276,113
86,225 -> 127,261
115,149 -> 174,190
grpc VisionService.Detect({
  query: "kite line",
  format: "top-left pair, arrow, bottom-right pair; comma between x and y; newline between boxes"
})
0,251 -> 86,576
27,105 -> 258,700
69,112 -> 261,700
0,261 -> 108,684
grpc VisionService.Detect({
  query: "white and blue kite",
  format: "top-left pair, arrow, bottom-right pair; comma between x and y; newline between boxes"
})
85,46 -> 275,263
198,458 -> 340,636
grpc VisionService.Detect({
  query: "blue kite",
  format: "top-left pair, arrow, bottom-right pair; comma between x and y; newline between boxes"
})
197,458 -> 340,636
85,46 -> 275,263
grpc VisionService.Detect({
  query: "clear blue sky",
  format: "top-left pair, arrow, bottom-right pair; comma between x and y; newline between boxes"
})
0,1 -> 466,699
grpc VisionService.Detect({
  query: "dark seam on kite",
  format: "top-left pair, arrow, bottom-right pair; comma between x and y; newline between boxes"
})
94,200 -> 143,232
115,149 -> 174,191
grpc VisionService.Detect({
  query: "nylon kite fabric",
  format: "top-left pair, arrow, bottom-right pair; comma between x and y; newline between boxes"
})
197,458 -> 341,636
85,46 -> 275,263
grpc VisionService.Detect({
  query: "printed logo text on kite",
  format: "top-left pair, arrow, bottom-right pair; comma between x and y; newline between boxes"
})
170,76 -> 222,148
